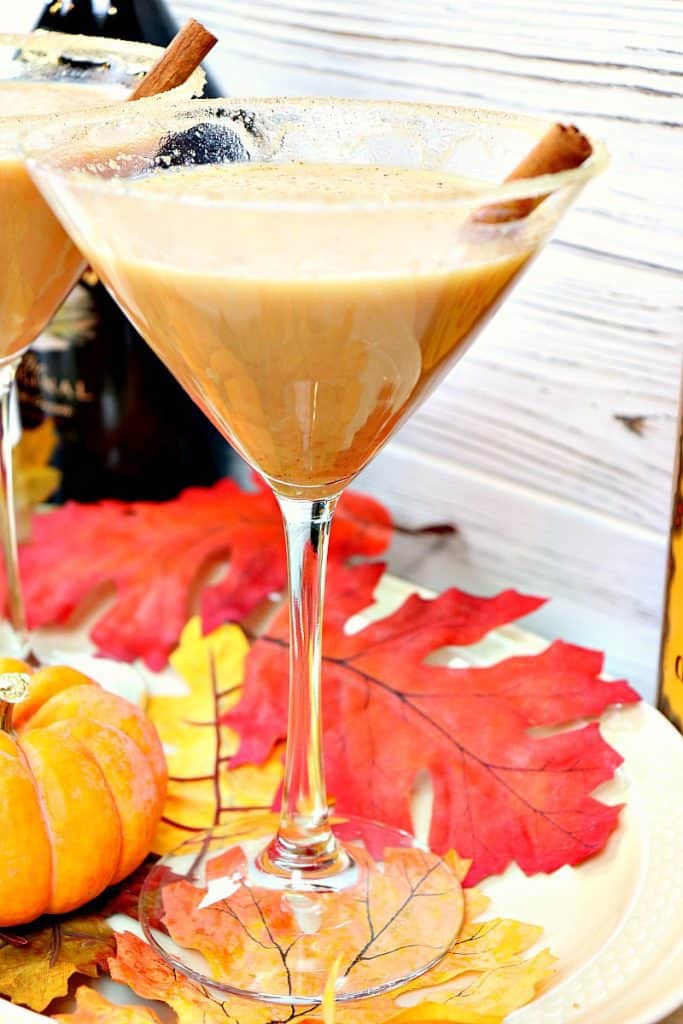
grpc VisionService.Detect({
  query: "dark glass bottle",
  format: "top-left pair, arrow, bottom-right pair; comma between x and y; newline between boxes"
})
16,0 -> 234,503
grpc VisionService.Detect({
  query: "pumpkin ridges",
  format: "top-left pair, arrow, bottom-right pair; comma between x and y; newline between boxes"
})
13,734 -> 56,923
67,718 -> 163,883
67,729 -> 127,889
20,727 -> 123,916
12,666 -> 94,731
0,736 -> 52,927
27,686 -> 167,801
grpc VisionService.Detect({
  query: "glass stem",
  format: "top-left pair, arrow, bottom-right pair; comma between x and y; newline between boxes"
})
0,360 -> 31,660
261,493 -> 348,877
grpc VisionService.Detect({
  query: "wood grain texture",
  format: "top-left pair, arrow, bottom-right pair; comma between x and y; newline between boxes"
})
169,0 -> 682,699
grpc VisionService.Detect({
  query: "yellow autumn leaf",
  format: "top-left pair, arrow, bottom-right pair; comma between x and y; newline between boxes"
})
401,917 -> 544,990
147,615 -> 283,855
15,415 -> 57,469
0,914 -> 114,1012
383,1007 -> 501,1024
325,875 -> 553,1024
12,419 -> 61,538
408,949 -> 557,1018
463,888 -> 491,926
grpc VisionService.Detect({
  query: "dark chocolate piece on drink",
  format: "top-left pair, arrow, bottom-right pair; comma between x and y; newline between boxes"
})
154,122 -> 249,167
57,52 -> 111,71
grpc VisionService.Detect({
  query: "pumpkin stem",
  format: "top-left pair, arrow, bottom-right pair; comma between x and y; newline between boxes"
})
0,672 -> 30,734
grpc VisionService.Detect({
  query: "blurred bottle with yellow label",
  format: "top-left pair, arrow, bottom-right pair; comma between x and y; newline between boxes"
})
659,425 -> 683,731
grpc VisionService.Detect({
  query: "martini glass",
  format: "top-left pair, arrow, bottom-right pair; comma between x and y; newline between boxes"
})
0,32 -> 204,660
25,97 -> 607,1003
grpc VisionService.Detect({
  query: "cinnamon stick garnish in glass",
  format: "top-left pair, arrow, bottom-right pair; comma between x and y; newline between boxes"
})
128,18 -> 217,101
473,122 -> 593,224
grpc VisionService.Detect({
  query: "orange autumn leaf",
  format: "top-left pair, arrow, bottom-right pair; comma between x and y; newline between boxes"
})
109,931 -> 276,1024
109,878 -> 553,1024
226,562 -> 639,884
147,616 -> 283,855
52,984 -> 162,1022
156,839 -> 464,1000
10,480 -> 391,669
107,845 -> 552,1024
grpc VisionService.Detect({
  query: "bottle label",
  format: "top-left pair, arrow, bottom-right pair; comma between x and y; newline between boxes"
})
659,434 -> 683,731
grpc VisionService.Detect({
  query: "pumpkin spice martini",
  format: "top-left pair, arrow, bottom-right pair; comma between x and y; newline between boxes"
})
0,28 -> 207,660
0,79 -> 126,364
26,96 -> 607,1003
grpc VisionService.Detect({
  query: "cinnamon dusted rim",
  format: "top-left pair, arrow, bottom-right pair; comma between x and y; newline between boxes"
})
0,30 -> 205,148
23,96 -> 609,216
0,30 -> 168,76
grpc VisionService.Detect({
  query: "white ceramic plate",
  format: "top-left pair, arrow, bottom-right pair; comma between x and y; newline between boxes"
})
5,574 -> 683,1023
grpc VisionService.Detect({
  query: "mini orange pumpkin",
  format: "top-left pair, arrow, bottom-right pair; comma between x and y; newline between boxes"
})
0,658 -> 167,926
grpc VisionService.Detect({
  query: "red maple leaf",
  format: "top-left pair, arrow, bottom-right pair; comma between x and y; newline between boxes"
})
226,562 -> 640,885
7,479 -> 391,670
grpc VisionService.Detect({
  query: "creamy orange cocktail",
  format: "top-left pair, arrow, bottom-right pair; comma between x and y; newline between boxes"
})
92,162 -> 528,496
0,81 -> 125,362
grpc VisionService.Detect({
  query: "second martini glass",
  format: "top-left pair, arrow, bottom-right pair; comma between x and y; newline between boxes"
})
0,31 -> 203,659
26,97 -> 606,1003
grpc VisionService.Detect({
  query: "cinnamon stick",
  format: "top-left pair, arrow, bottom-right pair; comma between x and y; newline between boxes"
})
128,18 -> 217,101
473,122 -> 592,224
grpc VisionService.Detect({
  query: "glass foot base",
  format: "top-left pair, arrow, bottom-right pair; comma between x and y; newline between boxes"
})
140,812 -> 463,1005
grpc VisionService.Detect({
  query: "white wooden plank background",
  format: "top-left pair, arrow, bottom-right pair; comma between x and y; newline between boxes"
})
4,0 -> 683,700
